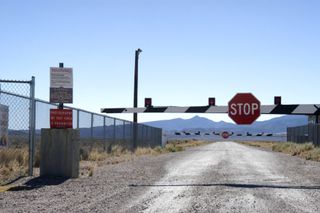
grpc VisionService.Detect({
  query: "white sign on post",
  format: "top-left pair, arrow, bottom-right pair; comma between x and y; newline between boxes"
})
50,67 -> 73,103
0,104 -> 9,147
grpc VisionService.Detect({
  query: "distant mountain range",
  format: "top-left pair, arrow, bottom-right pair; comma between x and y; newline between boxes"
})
144,115 -> 308,133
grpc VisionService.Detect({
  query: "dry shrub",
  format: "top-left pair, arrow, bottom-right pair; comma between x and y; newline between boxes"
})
167,140 -> 209,150
272,143 -> 314,155
81,145 -> 134,167
80,140 -> 210,173
111,145 -> 130,156
299,143 -> 314,152
153,146 -> 163,154
80,147 -> 90,161
271,142 -> 320,162
179,140 -> 209,148
0,167 -> 10,177
0,148 -> 29,184
135,147 -> 162,156
80,162 -> 96,177
0,148 -> 28,168
272,142 -> 292,152
165,144 -> 184,152
88,149 -> 108,161
240,141 -> 276,149
88,165 -> 94,177
34,150 -> 40,168
308,148 -> 320,161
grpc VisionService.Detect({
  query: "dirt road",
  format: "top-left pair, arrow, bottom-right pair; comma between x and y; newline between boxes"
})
1,142 -> 320,212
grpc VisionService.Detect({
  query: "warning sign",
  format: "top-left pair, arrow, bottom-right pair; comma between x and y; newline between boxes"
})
50,67 -> 73,103
50,109 -> 73,129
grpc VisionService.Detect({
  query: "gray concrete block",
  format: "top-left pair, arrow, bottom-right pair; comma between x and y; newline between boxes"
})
40,129 -> 79,178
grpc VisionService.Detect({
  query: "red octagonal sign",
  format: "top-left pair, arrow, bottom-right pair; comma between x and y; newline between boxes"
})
228,93 -> 261,125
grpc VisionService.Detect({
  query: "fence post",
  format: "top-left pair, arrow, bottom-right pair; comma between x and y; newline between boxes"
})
131,122 -> 135,150
133,123 -> 137,151
28,76 -> 36,176
103,116 -> 106,151
91,113 -> 94,139
308,124 -> 312,142
123,121 -> 125,142
77,109 -> 80,129
146,126 -> 150,147
113,118 -> 116,146
317,124 -> 320,146
140,124 -> 144,148
313,124 -> 318,146
312,124 -> 315,144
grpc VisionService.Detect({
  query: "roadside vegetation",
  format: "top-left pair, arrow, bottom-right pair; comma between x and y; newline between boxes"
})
0,140 -> 210,184
0,147 -> 30,185
239,141 -> 320,162
79,139 -> 210,177
239,141 -> 276,149
80,139 -> 210,162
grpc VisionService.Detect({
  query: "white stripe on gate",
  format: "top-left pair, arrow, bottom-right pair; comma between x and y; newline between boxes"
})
124,108 -> 146,113
165,106 -> 189,113
292,105 -> 317,114
261,105 -> 276,114
206,106 -> 228,113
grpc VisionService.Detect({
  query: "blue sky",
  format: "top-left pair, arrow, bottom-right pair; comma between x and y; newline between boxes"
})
1,0 -> 319,123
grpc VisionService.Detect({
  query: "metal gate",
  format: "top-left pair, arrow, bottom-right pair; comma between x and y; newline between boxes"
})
0,77 -> 35,185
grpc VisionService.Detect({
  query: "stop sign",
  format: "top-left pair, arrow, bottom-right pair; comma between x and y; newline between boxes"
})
221,131 -> 229,139
228,93 -> 261,125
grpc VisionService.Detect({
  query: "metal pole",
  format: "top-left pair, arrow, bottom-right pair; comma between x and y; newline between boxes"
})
28,76 -> 36,176
133,49 -> 142,150
107,117 -> 115,153
315,115 -> 320,146
91,113 -> 94,139
77,110 -> 80,129
58,62 -> 64,109
130,122 -> 137,151
123,121 -> 125,141
317,124 -> 320,147
103,116 -> 106,151
113,118 -> 116,146
133,49 -> 142,123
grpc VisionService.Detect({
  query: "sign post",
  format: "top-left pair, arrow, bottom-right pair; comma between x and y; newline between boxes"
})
49,63 -> 73,128
41,63 -> 79,178
228,93 -> 261,125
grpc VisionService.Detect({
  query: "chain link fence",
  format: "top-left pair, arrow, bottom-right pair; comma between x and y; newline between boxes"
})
287,124 -> 320,146
35,100 -> 162,152
0,78 -> 35,185
0,78 -> 162,185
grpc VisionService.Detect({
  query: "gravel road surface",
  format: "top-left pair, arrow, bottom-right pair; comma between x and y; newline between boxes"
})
1,141 -> 320,212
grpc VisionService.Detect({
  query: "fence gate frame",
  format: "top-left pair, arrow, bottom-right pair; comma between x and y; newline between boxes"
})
0,77 -> 36,176
101,99 -> 320,145
101,104 -> 320,117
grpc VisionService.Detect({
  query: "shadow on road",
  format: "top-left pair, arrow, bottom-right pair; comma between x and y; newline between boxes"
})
8,176 -> 68,191
129,183 -> 320,190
